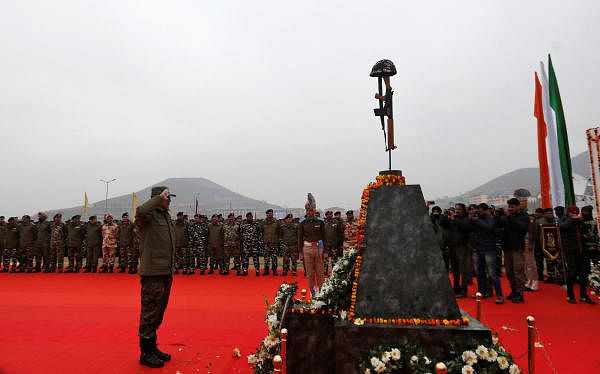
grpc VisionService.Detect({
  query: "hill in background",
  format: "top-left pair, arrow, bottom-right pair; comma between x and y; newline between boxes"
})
46,177 -> 282,219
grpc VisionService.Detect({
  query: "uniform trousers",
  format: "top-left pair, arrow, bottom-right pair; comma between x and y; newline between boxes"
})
282,244 -> 299,272
503,249 -> 525,295
263,243 -> 278,271
50,242 -> 65,269
242,246 -> 260,272
34,243 -> 49,270
102,247 -> 116,267
323,246 -> 339,273
2,247 -> 17,269
86,245 -> 101,269
20,246 -> 33,270
68,246 -> 83,269
138,275 -> 172,339
193,245 -> 208,271
303,243 -> 324,295
224,245 -> 241,270
565,252 -> 591,299
209,245 -> 224,270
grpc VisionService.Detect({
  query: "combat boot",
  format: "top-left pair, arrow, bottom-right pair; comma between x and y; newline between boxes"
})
64,267 -> 73,273
74,266 -> 80,273
236,270 -> 241,276
174,269 -> 179,274
83,266 -> 91,273
292,271 -> 297,276
99,266 -> 108,273
139,337 -> 164,368
242,270 -> 248,276
45,267 -> 55,273
152,336 -> 171,361
200,270 -> 205,275
57,267 -> 63,273
92,266 -> 97,273
262,269 -> 269,276
189,269 -> 195,275
272,269 -> 278,276
208,267 -> 214,274
118,267 -> 126,273
256,270 -> 260,276
109,266 -> 114,273
128,267 -> 135,274
281,270 -> 288,276
0,267 -> 8,273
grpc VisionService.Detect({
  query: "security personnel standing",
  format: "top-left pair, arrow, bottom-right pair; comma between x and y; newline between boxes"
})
0,216 -> 7,272
6,218 -> 20,272
298,205 -> 326,296
34,212 -> 51,272
173,212 -> 190,274
323,211 -> 343,275
223,213 -> 242,275
207,214 -> 224,274
189,214 -> 209,274
84,216 -> 102,273
17,215 -> 37,273
240,212 -> 263,276
261,209 -> 280,275
118,213 -> 136,273
280,214 -> 299,276
136,186 -> 176,368
66,215 -> 86,272
48,214 -> 67,273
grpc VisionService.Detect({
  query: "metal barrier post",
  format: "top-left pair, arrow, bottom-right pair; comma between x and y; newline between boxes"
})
273,355 -> 282,373
527,315 -> 535,374
281,328 -> 288,374
476,292 -> 482,320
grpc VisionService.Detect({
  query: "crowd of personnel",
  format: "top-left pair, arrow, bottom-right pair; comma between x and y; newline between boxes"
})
430,198 -> 599,305
0,209 -> 359,277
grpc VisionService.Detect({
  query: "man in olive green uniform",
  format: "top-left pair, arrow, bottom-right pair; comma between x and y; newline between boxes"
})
298,199 -> 326,296
173,212 -> 190,274
118,213 -> 137,273
136,186 -> 176,368
84,216 -> 102,273
48,214 -> 67,273
280,214 -> 298,276
34,212 -> 51,272
5,218 -> 19,272
223,213 -> 242,275
207,214 -> 225,274
261,209 -> 280,276
0,216 -> 7,272
17,215 -> 37,273
66,215 -> 86,272
323,211 -> 343,275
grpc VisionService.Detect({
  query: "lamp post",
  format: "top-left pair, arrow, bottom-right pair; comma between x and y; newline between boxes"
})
99,178 -> 117,214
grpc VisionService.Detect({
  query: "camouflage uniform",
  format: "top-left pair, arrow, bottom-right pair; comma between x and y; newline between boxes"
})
173,219 -> 190,272
323,217 -> 343,273
3,222 -> 19,271
343,219 -> 358,254
261,218 -> 280,273
189,221 -> 209,271
0,220 -> 7,271
223,221 -> 241,272
280,222 -> 298,273
66,220 -> 86,271
118,221 -> 136,269
139,275 -> 173,338
17,222 -> 37,271
102,222 -> 120,267
49,222 -> 67,271
240,219 -> 263,273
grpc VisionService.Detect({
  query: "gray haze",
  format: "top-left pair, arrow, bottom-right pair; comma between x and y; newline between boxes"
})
1,1 -> 599,216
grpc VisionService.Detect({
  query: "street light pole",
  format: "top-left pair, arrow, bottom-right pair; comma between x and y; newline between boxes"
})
99,178 -> 117,214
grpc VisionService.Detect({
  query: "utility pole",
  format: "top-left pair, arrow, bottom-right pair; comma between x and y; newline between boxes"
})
99,178 -> 117,214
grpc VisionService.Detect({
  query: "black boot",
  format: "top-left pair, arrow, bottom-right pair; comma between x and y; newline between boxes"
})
99,266 -> 108,273
236,270 -> 241,276
109,266 -> 114,273
272,269 -> 278,276
152,336 -> 171,361
281,270 -> 288,276
262,269 -> 269,276
208,267 -> 214,274
64,267 -> 73,273
256,270 -> 260,276
128,266 -> 136,274
139,337 -> 164,368
92,266 -> 97,273
118,267 -> 126,273
83,266 -> 91,273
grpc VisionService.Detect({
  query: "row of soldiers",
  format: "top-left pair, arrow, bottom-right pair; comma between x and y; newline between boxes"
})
170,209 -> 358,276
0,209 -> 359,276
0,212 -> 138,273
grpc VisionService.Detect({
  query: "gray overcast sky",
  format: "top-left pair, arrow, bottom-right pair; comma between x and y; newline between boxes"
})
1,0 -> 599,216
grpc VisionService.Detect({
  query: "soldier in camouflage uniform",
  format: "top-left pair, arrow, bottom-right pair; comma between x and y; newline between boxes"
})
343,210 -> 358,254
66,215 -> 86,272
34,212 -> 51,272
3,217 -> 19,272
223,213 -> 242,275
207,214 -> 224,274
323,211 -> 343,275
118,213 -> 137,273
17,215 -> 37,273
280,214 -> 298,276
261,209 -> 280,276
85,216 -> 103,272
0,216 -> 7,272
173,212 -> 190,274
48,214 -> 67,273
240,212 -> 263,276
189,214 -> 209,274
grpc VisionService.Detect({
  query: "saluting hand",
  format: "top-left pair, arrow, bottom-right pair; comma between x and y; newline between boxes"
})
160,188 -> 169,200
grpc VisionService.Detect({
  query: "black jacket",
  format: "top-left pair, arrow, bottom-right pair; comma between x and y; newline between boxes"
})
440,215 -> 470,247
470,213 -> 496,252
499,211 -> 529,251
559,216 -> 588,255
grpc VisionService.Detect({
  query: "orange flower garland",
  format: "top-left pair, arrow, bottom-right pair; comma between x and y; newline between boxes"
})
347,174 -> 469,327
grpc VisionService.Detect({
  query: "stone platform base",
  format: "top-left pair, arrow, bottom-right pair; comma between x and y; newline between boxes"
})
285,311 -> 491,374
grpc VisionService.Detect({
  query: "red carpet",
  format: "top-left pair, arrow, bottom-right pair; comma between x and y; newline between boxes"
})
0,272 -> 598,373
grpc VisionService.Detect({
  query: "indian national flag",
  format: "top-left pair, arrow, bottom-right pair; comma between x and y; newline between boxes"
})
535,55 -> 575,208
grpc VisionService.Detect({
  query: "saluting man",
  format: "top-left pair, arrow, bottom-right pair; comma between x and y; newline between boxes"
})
136,186 -> 176,368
